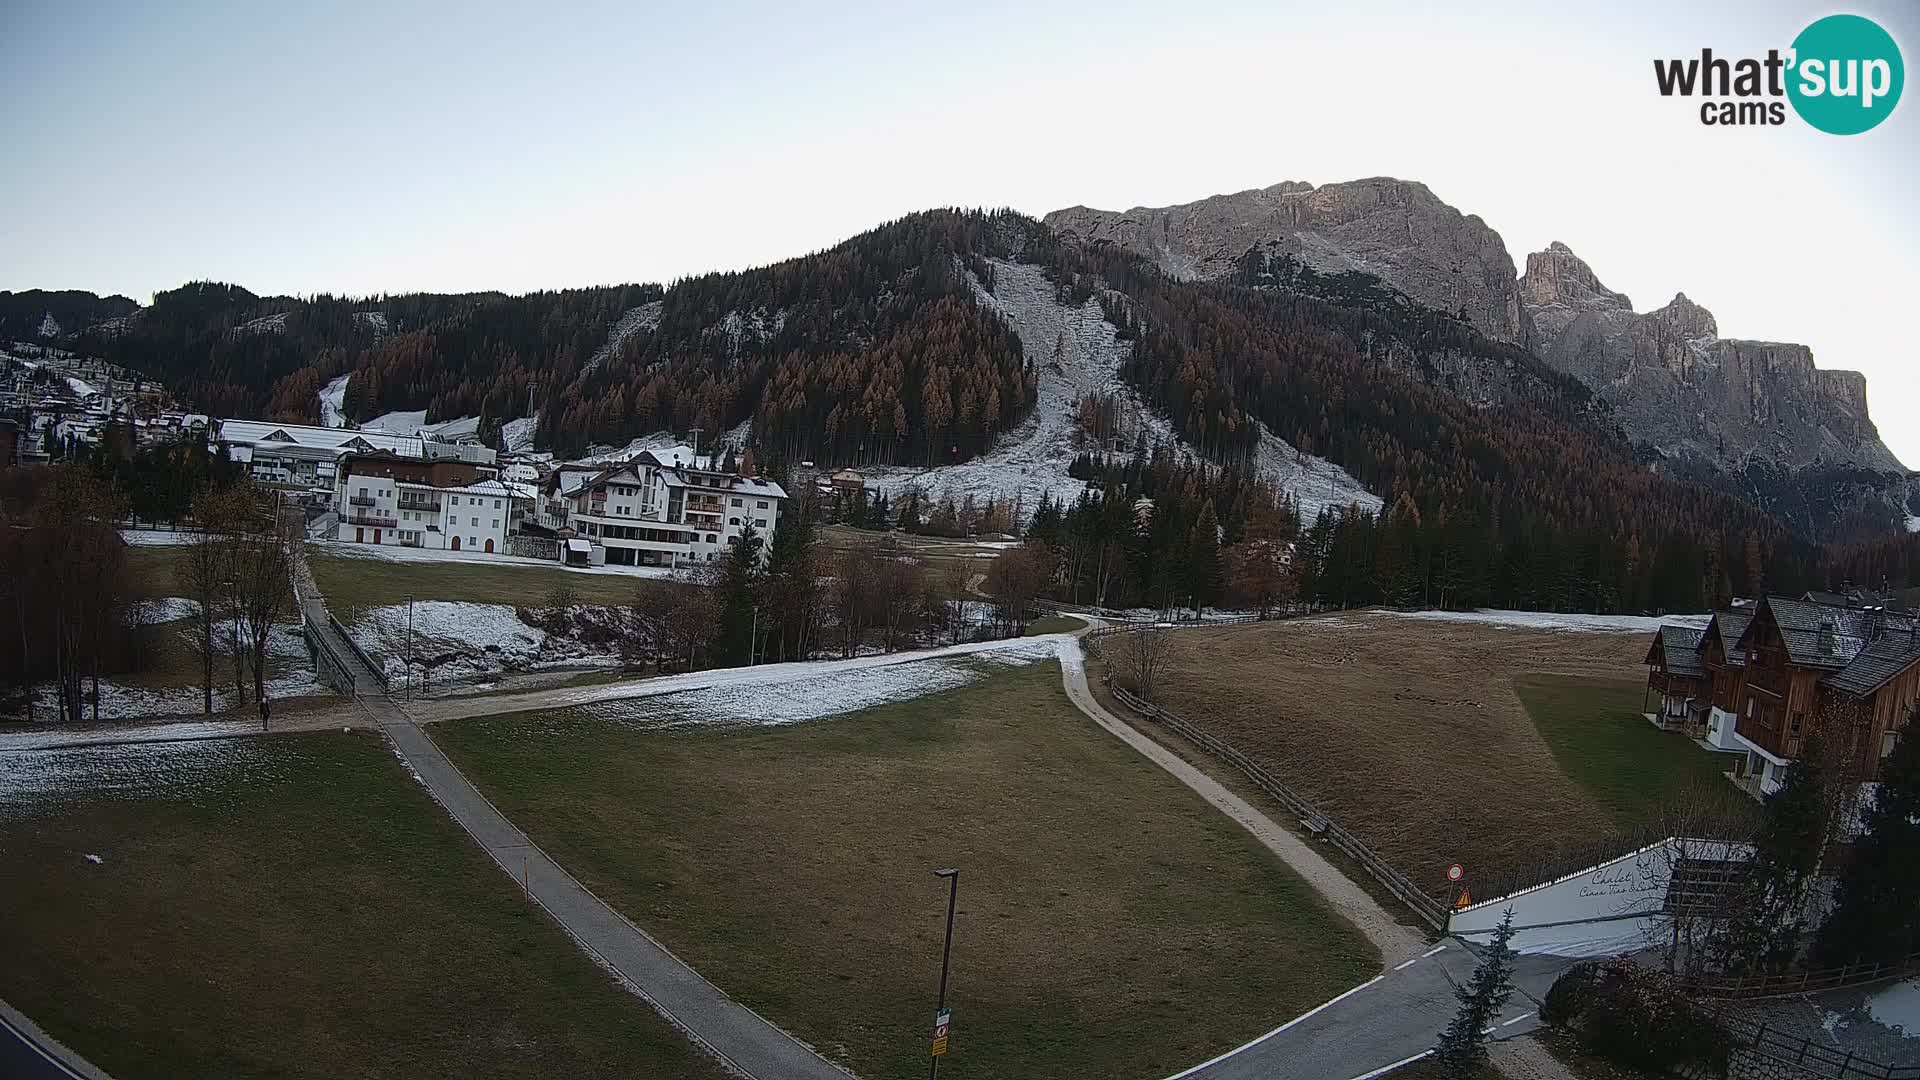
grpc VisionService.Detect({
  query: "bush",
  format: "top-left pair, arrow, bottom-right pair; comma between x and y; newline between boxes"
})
1541,961 -> 1599,1028
1547,958 -> 1730,1076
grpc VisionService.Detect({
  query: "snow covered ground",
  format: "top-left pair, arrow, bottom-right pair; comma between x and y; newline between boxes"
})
524,637 -> 1058,731
318,373 -> 351,428
231,312 -> 290,336
1376,609 -> 1711,634
502,415 -> 537,452
131,597 -> 197,625
0,737 -> 279,811
311,539 -> 682,579
417,631 -> 1078,723
351,601 -> 622,686
18,620 -> 325,721
120,528 -> 195,546
582,300 -> 664,375
862,258 -> 1378,520
1867,979 -> 1920,1037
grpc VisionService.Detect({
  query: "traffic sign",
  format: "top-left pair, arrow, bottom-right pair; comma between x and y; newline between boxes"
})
931,1008 -> 951,1057
1446,863 -> 1464,883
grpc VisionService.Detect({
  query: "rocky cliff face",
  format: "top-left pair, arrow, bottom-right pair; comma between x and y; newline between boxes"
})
1045,178 -> 1529,343
1518,242 -> 1904,474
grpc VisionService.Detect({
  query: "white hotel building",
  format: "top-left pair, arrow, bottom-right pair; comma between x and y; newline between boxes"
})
539,445 -> 786,567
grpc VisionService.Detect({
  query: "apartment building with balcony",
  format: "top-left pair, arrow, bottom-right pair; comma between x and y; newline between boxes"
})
331,449 -> 520,553
540,446 -> 786,567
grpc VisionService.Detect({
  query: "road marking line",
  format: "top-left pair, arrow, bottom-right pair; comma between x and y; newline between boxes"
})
1393,957 -> 1421,970
1421,944 -> 1448,958
1346,1050 -> 1434,1080
1162,975 -> 1387,1079
1502,1012 -> 1535,1027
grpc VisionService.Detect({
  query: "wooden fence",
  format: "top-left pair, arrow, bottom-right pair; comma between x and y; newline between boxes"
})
1685,946 -> 1920,1001
1101,676 -> 1451,930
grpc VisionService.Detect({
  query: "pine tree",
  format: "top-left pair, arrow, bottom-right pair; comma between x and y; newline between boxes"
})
1188,499 -> 1221,618
1814,718 -> 1920,967
1436,909 -> 1516,1077
711,524 -> 764,666
1718,735 -> 1833,973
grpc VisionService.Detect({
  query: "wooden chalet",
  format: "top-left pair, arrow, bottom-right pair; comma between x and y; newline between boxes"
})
1696,608 -> 1754,753
1643,624 -> 1708,732
1728,597 -> 1920,798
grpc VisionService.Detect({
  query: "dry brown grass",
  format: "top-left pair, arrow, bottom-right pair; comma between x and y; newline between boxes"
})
1148,614 -> 1675,900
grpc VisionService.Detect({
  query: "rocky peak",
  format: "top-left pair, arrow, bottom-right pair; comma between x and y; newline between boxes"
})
1649,292 -> 1717,339
1045,177 -> 1528,343
1518,242 -> 1631,314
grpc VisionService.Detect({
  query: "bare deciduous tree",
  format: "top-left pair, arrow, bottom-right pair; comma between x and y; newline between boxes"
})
1111,625 -> 1173,701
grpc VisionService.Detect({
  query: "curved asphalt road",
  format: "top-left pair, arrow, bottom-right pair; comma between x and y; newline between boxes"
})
0,1002 -> 101,1080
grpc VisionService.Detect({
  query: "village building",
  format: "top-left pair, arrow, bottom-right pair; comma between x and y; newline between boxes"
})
1643,625 -> 1708,731
1726,597 -> 1920,798
1696,607 -> 1754,753
537,445 -> 786,567
330,448 -> 519,552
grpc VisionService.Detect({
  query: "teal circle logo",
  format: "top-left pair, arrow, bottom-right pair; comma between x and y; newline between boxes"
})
1788,14 -> 1904,134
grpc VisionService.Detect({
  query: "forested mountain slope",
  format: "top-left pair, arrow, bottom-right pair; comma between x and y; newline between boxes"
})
7,208 -> 1885,608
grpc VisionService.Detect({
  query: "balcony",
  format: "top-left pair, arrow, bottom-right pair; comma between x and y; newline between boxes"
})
349,494 -> 378,508
398,497 -> 442,513
344,511 -> 397,527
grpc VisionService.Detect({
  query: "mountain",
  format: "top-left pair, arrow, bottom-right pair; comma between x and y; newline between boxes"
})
1047,180 -> 1912,540
1518,241 -> 1901,473
10,206 -> 1903,612
1045,178 -> 1528,344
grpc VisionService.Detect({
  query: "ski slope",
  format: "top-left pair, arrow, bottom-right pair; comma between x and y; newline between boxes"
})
865,258 -> 1378,519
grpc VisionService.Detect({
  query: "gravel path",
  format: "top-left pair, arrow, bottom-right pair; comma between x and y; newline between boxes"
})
1057,638 -> 1427,962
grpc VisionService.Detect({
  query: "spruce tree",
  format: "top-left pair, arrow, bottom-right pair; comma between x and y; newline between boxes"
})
1188,499 -> 1221,618
1437,909 -> 1517,1077
1718,735 -> 1832,973
1814,719 -> 1920,967
712,524 -> 764,666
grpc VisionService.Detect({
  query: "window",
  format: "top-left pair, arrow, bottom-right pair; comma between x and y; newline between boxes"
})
358,487 -> 367,497
730,497 -> 742,506
1788,713 -> 1803,734
706,533 -> 717,544
755,518 -> 768,530
756,500 -> 768,509
471,516 -> 479,527
493,499 -> 501,509
469,536 -> 478,548
491,519 -> 499,529
729,517 -> 740,526
450,496 -> 459,506
726,536 -> 738,545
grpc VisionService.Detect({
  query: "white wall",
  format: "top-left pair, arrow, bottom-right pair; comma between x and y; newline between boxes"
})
1451,838 -> 1749,958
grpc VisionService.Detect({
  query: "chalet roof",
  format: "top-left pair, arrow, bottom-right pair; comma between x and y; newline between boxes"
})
1707,610 -> 1753,665
1648,625 -> 1706,676
1750,597 -> 1883,669
1822,627 -> 1920,697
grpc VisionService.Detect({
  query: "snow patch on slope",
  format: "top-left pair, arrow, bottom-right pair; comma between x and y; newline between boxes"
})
583,301 -> 664,375
318,373 -> 351,428
363,411 -> 482,443
231,312 -> 290,336
865,258 -> 1165,510
1254,424 -> 1382,519
354,310 -> 388,334
352,601 -> 622,686
1906,514 -> 1919,534
0,738 -> 278,811
865,258 -> 1377,520
37,312 -> 61,338
1379,609 -> 1711,634
502,415 -> 537,452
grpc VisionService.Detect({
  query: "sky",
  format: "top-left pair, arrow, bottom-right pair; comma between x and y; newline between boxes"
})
3,0 -> 1916,465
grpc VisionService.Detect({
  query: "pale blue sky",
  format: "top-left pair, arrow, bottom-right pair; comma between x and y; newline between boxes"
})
3,0 -> 1916,465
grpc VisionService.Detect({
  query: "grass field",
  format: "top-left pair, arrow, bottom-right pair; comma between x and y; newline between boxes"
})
1146,615 -> 1740,899
123,547 -> 185,599
435,661 -> 1379,1080
0,732 -> 727,1080
308,548 -> 658,612
1515,675 -> 1750,831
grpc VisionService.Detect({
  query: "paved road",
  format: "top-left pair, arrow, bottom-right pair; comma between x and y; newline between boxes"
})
303,575 -> 854,1080
0,1000 -> 108,1080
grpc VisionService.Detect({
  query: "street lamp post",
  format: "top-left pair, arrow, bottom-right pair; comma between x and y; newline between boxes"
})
929,867 -> 959,1080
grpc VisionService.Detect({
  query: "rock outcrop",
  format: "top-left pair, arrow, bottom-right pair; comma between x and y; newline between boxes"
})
1518,242 -> 1904,473
1045,178 -> 1529,343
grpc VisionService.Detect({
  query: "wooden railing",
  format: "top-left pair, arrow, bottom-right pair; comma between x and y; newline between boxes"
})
1684,946 -> 1920,1001
1102,676 -> 1451,930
